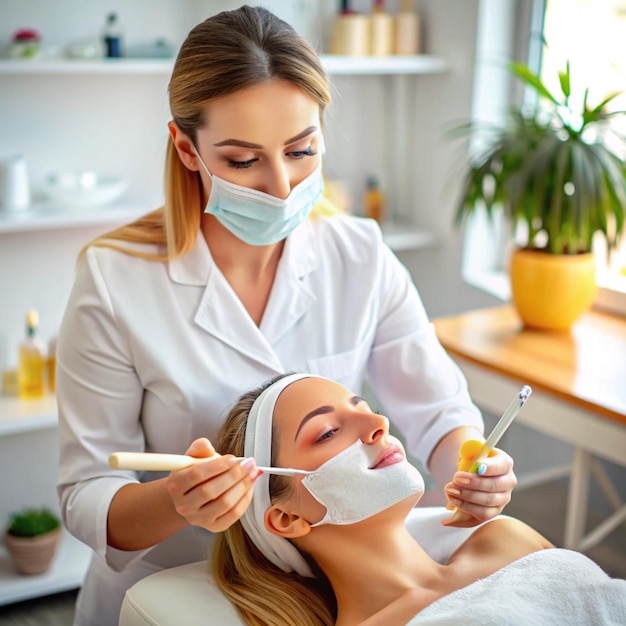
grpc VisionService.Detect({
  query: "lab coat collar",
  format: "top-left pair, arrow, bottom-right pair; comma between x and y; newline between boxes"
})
171,222 -> 319,369
168,234 -> 212,286
167,221 -> 318,286
259,220 -> 318,344
282,218 -> 318,279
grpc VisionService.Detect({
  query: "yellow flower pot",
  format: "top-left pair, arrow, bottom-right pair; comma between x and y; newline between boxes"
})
510,249 -> 597,331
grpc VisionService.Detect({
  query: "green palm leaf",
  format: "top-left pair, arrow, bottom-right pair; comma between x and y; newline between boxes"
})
452,59 -> 626,255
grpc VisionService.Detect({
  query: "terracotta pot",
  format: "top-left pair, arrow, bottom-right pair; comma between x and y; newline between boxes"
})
3,527 -> 62,575
510,249 -> 597,331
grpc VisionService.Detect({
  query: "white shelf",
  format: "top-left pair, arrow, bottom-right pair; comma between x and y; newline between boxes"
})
0,203 -> 436,253
0,58 -> 172,75
380,221 -> 437,252
321,54 -> 447,75
0,531 -> 91,606
0,203 -> 148,234
0,395 -> 57,436
0,54 -> 447,77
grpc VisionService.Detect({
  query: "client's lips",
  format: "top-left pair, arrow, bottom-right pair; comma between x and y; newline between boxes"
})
370,444 -> 405,469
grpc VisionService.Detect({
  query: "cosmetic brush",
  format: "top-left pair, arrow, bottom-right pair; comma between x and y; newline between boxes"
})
108,451 -> 311,476
448,385 -> 532,522
463,385 -> 532,472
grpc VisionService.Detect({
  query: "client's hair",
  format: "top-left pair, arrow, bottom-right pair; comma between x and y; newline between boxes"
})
213,375 -> 337,626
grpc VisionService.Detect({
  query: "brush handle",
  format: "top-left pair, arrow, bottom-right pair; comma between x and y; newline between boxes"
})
447,385 -> 532,523
108,451 -> 311,476
109,452 -> 198,471
465,385 -> 532,473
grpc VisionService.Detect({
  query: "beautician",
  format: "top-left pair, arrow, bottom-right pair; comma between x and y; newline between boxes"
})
56,6 -> 517,626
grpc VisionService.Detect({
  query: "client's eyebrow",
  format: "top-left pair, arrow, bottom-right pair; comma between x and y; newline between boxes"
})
295,406 -> 332,441
294,395 -> 365,441
213,126 -> 317,150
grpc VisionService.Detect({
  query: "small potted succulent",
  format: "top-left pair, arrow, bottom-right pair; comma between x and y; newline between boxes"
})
4,507 -> 62,575
452,60 -> 626,330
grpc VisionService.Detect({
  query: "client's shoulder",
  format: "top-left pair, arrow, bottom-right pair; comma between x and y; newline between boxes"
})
457,516 -> 554,563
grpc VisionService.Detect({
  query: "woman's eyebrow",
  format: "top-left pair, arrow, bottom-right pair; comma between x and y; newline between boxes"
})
284,126 -> 317,145
213,138 -> 262,148
294,405 -> 333,441
213,126 -> 317,150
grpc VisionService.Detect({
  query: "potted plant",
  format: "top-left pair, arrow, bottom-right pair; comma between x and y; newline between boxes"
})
4,507 -> 62,575
452,60 -> 626,330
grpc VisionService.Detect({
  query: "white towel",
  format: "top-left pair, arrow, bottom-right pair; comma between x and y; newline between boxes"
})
408,549 -> 626,625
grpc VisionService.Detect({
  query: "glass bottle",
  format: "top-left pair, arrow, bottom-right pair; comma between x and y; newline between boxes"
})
18,310 -> 46,399
47,336 -> 57,393
102,12 -> 124,58
364,176 -> 385,223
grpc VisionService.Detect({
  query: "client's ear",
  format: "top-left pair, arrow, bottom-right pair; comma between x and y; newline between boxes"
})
265,505 -> 312,539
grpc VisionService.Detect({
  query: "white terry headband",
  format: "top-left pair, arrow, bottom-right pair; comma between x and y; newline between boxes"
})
241,373 -> 321,578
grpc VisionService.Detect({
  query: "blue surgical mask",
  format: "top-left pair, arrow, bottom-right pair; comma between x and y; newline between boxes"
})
194,148 -> 323,246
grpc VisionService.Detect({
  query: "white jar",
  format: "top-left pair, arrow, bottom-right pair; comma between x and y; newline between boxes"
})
0,155 -> 31,212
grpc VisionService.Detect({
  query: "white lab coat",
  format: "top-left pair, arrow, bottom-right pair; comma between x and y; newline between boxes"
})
56,214 -> 483,625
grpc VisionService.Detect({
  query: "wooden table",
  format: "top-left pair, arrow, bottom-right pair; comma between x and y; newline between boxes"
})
433,305 -> 626,552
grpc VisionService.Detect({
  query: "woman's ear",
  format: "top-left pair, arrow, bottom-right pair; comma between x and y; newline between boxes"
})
168,120 -> 199,171
265,505 -> 312,539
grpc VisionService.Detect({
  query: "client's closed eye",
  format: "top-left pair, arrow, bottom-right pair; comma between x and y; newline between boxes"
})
317,428 -> 339,443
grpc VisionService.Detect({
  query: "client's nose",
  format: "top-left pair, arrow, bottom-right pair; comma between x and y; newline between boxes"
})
362,411 -> 389,444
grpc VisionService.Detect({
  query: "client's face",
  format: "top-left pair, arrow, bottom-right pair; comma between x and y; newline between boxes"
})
273,377 -> 399,468
271,377 -> 421,526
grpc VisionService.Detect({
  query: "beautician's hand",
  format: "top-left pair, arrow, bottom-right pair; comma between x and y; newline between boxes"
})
165,437 -> 261,532
442,447 -> 517,528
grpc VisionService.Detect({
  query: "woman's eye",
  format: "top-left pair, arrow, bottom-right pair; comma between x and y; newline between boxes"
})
227,158 -> 258,169
288,147 -> 317,159
317,428 -> 338,443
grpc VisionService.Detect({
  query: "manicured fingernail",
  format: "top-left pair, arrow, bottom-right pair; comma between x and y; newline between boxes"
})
477,463 -> 488,476
250,468 -> 263,480
240,457 -> 255,471
446,487 -> 461,497
455,476 -> 471,485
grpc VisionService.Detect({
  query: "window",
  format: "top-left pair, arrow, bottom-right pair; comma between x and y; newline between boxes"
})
542,0 -> 626,311
462,0 -> 626,315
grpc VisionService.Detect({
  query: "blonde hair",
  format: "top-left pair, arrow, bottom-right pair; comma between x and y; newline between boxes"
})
213,376 -> 337,626
83,5 -> 334,262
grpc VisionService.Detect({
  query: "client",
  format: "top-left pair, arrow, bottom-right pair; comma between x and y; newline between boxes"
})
213,373 -> 626,626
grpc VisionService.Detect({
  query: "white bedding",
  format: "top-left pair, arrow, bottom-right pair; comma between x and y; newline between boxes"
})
408,549 -> 626,625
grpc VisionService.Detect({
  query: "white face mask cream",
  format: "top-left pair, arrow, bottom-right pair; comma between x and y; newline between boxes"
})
302,438 -> 425,526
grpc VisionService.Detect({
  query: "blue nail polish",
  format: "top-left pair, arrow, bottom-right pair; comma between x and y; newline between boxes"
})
477,463 -> 487,476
